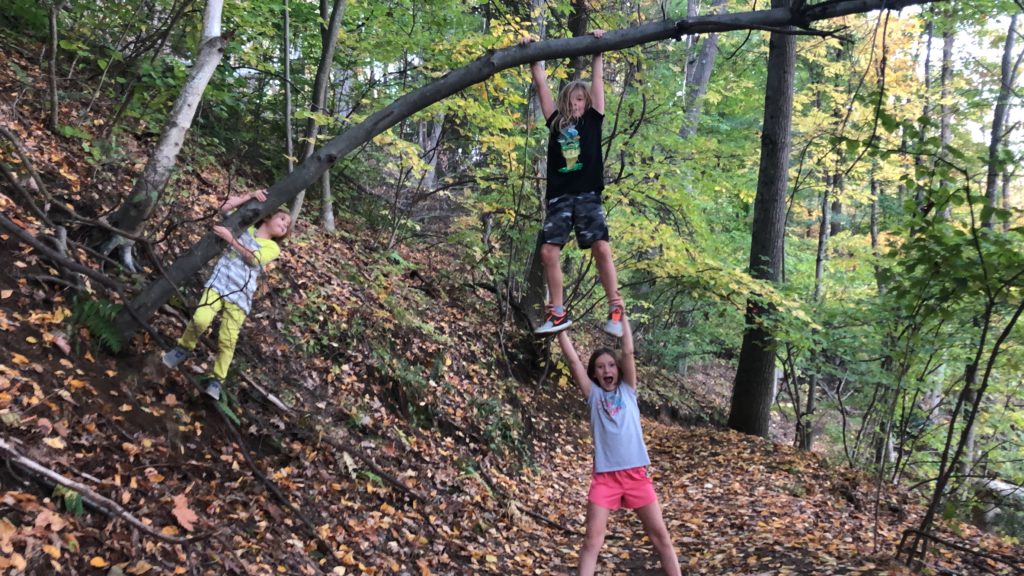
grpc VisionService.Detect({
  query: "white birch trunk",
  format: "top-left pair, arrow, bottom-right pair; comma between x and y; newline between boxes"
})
104,0 -> 226,270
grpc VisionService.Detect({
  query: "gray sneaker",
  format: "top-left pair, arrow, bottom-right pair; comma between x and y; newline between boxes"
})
204,378 -> 222,400
535,310 -> 573,334
603,306 -> 624,338
162,346 -> 190,368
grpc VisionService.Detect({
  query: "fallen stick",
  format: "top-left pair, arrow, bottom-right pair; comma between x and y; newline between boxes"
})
0,436 -> 210,545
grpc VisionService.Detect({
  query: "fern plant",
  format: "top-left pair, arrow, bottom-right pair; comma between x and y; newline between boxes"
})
70,297 -> 125,353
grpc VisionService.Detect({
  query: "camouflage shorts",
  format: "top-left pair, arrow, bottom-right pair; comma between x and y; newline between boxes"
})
541,191 -> 610,249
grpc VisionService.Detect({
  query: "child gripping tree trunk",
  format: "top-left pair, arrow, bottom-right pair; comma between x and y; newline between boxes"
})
524,29 -> 625,337
162,189 -> 290,400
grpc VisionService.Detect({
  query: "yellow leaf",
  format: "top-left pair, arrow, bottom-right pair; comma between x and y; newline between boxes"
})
10,353 -> 28,365
43,437 -> 65,450
42,544 -> 60,559
90,556 -> 109,568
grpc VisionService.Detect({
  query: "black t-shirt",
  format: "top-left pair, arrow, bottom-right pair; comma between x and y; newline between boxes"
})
545,108 -> 604,201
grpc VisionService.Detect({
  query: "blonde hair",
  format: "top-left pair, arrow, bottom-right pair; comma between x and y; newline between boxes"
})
555,80 -> 592,133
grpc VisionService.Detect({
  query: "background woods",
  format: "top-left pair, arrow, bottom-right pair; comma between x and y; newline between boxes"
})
1,0 -> 1023,573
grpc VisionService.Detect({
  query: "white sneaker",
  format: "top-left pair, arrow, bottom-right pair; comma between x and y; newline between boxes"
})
204,378 -> 222,400
162,346 -> 190,368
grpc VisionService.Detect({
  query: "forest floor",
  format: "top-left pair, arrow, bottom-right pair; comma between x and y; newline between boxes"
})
1,40 -> 1023,576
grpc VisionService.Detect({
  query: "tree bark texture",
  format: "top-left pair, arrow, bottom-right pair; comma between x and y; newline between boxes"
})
107,0 -> 226,240
913,20 -> 932,207
679,0 -> 728,138
284,0 -> 295,175
289,0 -> 347,223
983,15 -> 1018,228
870,176 -> 885,295
115,0 -> 942,336
814,178 -> 831,302
47,1 -> 68,133
567,0 -> 589,80
727,0 -> 796,438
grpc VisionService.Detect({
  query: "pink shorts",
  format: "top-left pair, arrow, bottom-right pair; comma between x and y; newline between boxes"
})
587,466 -> 657,510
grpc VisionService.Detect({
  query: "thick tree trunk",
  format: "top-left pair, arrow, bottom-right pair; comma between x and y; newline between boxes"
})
520,0 -> 550,327
983,15 -> 1018,228
289,0 -> 347,223
727,0 -> 796,438
567,0 -> 589,80
115,0 -> 941,336
797,374 -> 816,450
418,112 -> 444,191
679,0 -> 728,138
104,0 -> 226,268
323,70 -> 354,230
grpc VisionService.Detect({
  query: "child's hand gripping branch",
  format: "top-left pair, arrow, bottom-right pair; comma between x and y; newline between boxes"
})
162,189 -> 290,401
524,29 -> 624,338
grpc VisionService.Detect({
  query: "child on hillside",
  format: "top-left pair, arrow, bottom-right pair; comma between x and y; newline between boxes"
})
556,317 -> 681,576
162,189 -> 290,400
524,29 -> 625,337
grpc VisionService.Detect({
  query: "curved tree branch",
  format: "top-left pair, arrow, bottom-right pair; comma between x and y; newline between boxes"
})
116,0 -> 940,337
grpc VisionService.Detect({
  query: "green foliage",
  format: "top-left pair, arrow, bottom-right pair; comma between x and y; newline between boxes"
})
70,297 -> 125,353
52,485 -> 84,516
284,287 -> 349,358
371,348 -> 437,429
0,0 -> 47,35
469,388 -> 532,468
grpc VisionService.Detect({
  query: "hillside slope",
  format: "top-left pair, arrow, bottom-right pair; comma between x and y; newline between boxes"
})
1,43 -> 1022,576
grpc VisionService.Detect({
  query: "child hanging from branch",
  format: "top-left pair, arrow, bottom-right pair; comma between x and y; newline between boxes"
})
162,189 -> 290,400
524,29 -> 625,337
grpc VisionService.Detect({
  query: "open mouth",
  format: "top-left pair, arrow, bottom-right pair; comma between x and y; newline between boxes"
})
603,376 -> 615,386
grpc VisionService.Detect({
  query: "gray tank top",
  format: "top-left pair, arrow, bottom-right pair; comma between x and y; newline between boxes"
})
588,382 -> 650,473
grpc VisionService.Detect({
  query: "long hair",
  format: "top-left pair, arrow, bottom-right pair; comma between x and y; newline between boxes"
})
257,209 -> 292,241
555,80 -> 591,133
587,347 -> 619,383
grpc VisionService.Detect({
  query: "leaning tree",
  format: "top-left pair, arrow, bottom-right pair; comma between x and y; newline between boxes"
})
113,0 -> 942,338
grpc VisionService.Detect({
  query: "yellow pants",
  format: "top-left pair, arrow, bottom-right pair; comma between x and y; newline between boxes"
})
177,288 -> 247,380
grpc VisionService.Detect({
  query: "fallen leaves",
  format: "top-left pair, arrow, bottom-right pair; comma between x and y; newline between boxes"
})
171,494 -> 199,532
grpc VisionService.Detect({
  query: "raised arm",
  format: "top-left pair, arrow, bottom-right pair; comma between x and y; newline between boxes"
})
590,30 -> 605,115
530,61 -> 556,120
218,188 -> 267,214
620,314 -> 637,390
556,330 -> 592,399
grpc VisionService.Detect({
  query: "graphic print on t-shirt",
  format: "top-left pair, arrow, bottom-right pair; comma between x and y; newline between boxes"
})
557,125 -> 582,173
600,387 -> 624,418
